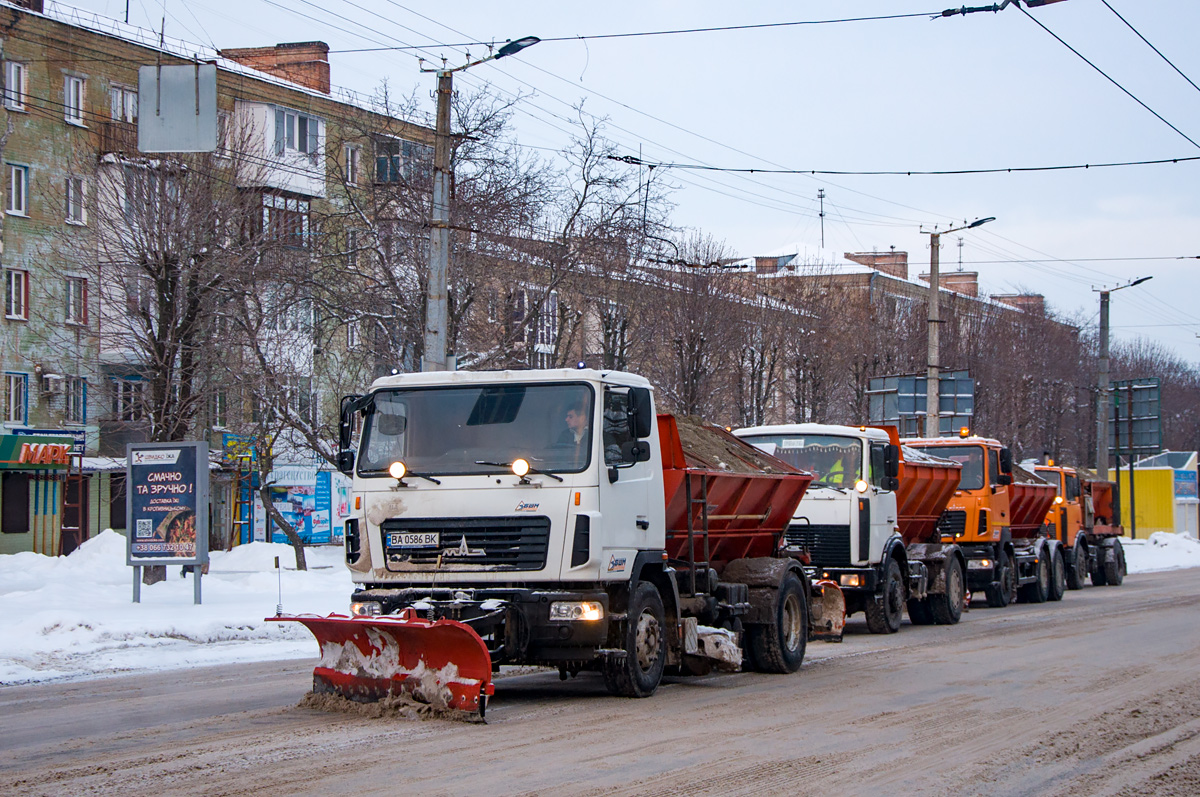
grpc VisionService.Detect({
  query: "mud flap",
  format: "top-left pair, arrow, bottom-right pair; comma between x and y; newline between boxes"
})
808,579 -> 846,643
269,611 -> 494,716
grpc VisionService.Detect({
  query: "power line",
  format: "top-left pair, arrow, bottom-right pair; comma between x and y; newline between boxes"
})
324,11 -> 942,53
1016,2 -> 1200,151
1099,0 -> 1200,98
605,153 -> 1200,176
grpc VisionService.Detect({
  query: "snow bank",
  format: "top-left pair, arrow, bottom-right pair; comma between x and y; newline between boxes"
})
0,530 -> 353,686
1124,532 -> 1200,575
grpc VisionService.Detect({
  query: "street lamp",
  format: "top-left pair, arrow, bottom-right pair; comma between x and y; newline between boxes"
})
922,217 -> 995,436
420,37 -> 540,372
1095,276 -> 1152,476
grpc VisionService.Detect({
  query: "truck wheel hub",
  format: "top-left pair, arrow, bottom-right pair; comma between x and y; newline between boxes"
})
635,610 -> 661,671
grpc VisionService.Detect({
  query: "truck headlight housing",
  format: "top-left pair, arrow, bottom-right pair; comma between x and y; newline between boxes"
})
351,601 -> 382,616
854,480 -> 869,494
839,574 -> 862,587
968,559 -> 992,570
388,461 -> 407,480
549,601 -> 604,621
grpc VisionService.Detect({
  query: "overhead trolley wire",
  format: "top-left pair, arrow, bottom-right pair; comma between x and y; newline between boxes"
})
1099,0 -> 1200,98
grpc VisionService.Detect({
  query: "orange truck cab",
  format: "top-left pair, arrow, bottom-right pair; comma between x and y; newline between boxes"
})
909,436 -> 1062,608
1033,463 -> 1126,588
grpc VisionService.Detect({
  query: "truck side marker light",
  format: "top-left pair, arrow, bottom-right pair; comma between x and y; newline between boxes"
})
575,492 -> 581,506
354,496 -> 361,509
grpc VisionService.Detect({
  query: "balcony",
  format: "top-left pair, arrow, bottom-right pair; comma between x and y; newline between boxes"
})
100,121 -> 138,157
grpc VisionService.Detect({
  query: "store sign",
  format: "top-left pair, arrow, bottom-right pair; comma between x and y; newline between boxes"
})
0,434 -> 75,469
125,441 -> 209,566
12,428 -> 87,455
1174,470 -> 1197,500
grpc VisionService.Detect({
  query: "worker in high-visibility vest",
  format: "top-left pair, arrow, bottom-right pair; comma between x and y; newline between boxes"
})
826,456 -> 846,485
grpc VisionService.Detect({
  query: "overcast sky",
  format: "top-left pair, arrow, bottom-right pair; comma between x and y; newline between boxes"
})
78,0 -> 1200,362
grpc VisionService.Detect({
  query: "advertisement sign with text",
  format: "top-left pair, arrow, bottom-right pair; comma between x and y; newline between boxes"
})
126,442 -> 209,566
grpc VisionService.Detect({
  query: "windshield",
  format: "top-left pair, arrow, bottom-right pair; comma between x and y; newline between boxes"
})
1037,468 -> 1065,494
739,434 -> 861,486
915,445 -> 984,491
357,383 -> 595,477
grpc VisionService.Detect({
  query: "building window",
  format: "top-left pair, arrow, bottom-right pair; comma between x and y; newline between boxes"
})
112,379 -> 144,421
262,192 -> 310,247
65,277 -> 88,325
216,112 -> 230,158
6,164 -> 27,215
212,391 -> 228,428
274,108 -> 321,160
5,269 -> 28,320
2,472 -> 30,533
346,229 -> 359,268
64,75 -> 86,125
344,144 -> 361,184
65,377 -> 87,424
347,319 -> 360,349
531,290 -> 559,369
65,177 -> 86,224
109,84 -> 137,122
4,61 -> 27,111
5,373 -> 27,424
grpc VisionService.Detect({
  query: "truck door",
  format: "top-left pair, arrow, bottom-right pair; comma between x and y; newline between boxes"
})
988,447 -> 1010,538
869,442 -> 899,560
596,386 -> 657,577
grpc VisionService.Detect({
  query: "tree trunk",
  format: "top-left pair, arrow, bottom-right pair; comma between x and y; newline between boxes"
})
257,485 -> 307,571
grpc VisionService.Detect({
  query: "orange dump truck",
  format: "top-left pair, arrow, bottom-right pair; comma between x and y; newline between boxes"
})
1034,463 -> 1126,588
909,435 -> 1062,608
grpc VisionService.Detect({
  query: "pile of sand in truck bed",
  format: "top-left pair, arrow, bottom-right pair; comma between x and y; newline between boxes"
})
1013,463 -> 1052,485
672,416 -> 800,475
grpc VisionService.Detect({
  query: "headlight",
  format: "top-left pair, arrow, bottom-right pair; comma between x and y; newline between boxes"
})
351,601 -> 382,616
388,461 -> 407,480
968,559 -> 992,569
512,458 -> 530,477
549,601 -> 604,621
1054,496 -> 1063,505
839,574 -> 862,587
854,479 -> 869,493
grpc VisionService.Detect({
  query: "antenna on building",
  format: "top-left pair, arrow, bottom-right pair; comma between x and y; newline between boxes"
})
957,236 -> 964,271
818,189 -> 826,248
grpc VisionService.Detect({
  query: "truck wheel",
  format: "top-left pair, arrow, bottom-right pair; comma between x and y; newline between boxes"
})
603,581 -> 666,698
747,573 -> 807,674
906,596 -> 934,625
1066,541 -> 1087,590
985,549 -> 1015,608
1018,550 -> 1050,604
1091,551 -> 1109,586
1048,548 -> 1066,602
865,557 -> 904,634
1103,539 -> 1126,586
931,556 -> 965,625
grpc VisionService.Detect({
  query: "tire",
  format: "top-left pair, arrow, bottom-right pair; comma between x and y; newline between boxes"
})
1048,548 -> 1066,602
931,556 -> 965,625
747,573 -> 808,674
985,549 -> 1015,608
1018,550 -> 1050,604
1103,539 -> 1126,586
1091,551 -> 1109,586
907,597 -> 934,625
603,581 -> 666,698
865,557 -> 904,634
1066,541 -> 1087,590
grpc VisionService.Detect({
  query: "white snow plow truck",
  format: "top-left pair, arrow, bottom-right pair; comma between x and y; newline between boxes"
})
272,369 -> 845,718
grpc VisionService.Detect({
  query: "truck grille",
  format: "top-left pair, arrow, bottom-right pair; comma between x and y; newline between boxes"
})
382,517 -> 551,571
786,524 -> 852,567
937,510 -> 967,537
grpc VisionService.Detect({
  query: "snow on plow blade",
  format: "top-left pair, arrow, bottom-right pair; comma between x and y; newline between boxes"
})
269,610 -> 494,716
809,579 -> 846,643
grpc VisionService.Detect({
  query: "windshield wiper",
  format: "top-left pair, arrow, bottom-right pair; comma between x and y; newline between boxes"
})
405,471 -> 442,485
811,480 -> 848,493
475,460 -> 565,482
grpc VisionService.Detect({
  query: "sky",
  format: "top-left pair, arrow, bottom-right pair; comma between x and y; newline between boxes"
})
72,0 -> 1200,362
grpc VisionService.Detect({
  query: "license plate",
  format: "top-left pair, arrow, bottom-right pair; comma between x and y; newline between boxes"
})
387,532 -> 439,548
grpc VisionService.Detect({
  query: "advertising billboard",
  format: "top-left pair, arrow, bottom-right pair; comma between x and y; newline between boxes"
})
125,441 -> 209,566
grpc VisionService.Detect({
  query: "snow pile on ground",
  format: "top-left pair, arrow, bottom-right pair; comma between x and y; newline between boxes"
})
1123,532 -> 1200,575
0,530 -> 353,686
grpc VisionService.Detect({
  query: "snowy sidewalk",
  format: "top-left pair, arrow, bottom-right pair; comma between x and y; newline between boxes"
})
0,530 -> 352,686
1123,531 -> 1200,574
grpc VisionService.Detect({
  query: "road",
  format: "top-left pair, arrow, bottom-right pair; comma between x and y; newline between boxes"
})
3,569 -> 1199,796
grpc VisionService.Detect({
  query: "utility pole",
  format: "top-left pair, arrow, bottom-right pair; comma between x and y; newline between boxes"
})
423,68 -> 453,372
1096,289 -> 1110,476
420,36 -> 539,372
818,189 -> 826,248
922,216 -> 994,437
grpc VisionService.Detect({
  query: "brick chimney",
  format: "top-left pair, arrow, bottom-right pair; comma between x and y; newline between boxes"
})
845,250 -> 908,280
994,293 -> 1045,315
920,270 -> 978,297
220,42 -> 331,94
12,0 -> 45,12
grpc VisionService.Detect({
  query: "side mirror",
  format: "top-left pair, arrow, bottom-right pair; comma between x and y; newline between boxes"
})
338,394 -> 363,475
884,476 -> 900,492
999,448 -> 1013,474
998,473 -> 1013,486
629,387 -> 653,439
621,440 -> 652,463
884,444 -> 900,479
337,450 -> 355,475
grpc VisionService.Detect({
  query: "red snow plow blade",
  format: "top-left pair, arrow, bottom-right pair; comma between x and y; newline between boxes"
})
269,610 -> 494,716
